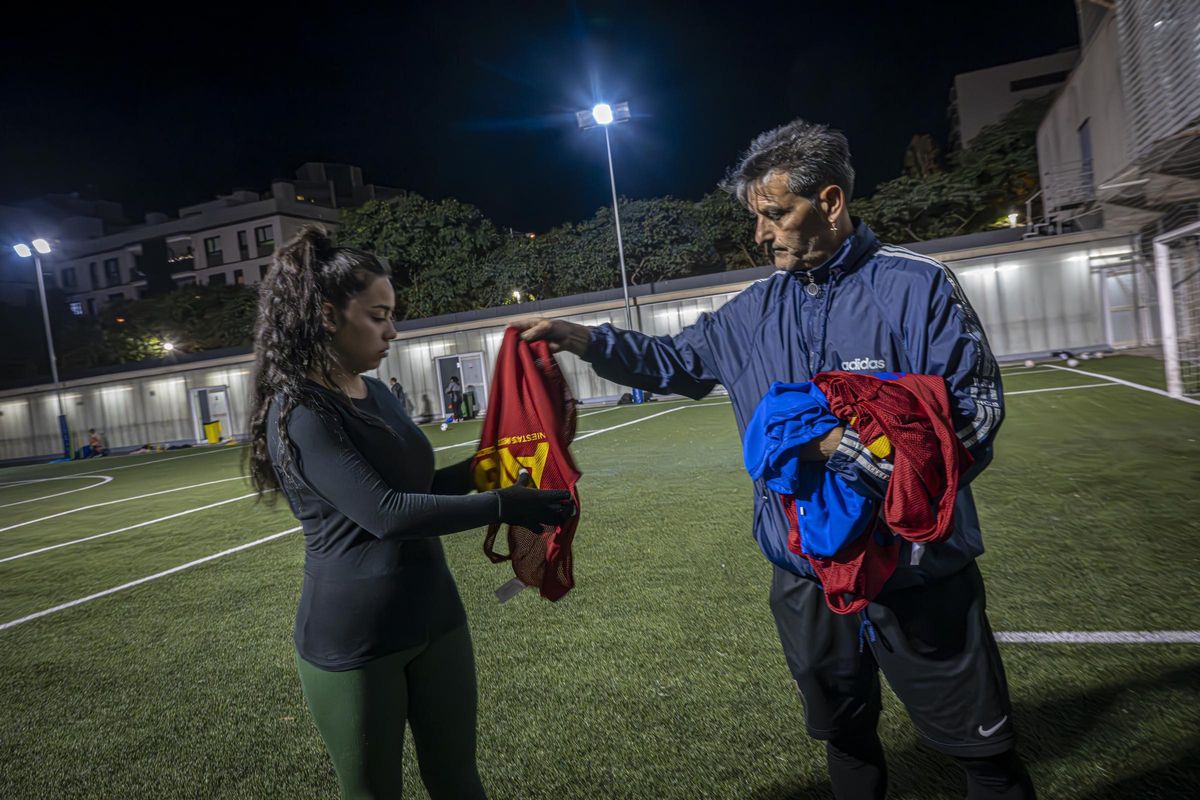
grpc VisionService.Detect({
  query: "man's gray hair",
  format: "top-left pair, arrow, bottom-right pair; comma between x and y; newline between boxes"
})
722,119 -> 856,206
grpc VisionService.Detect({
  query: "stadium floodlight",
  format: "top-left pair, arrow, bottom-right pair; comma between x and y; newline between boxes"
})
575,100 -> 635,331
11,238 -> 69,458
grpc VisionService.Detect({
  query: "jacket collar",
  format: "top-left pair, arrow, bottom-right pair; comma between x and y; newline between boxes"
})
786,219 -> 879,285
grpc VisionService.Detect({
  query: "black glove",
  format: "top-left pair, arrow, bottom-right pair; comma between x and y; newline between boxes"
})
491,484 -> 574,529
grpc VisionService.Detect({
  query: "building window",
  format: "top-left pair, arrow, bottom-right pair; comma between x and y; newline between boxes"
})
103,258 -> 121,287
204,236 -> 224,267
208,272 -> 227,287
1009,70 -> 1070,93
86,298 -> 96,315
89,262 -> 98,289
62,267 -> 78,289
237,230 -> 250,261
233,269 -> 245,285
108,292 -> 124,304
69,301 -> 84,316
255,225 -> 274,257
176,275 -> 197,288
259,263 -> 270,279
131,253 -> 144,280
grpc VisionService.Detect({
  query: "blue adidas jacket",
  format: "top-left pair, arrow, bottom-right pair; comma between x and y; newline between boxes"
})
583,221 -> 1004,586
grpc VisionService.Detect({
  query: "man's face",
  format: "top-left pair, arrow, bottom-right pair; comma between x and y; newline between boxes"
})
747,172 -> 839,272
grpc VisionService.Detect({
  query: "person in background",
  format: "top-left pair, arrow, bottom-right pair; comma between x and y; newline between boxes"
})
247,225 -> 573,799
444,375 -> 463,421
388,377 -> 412,416
87,429 -> 107,457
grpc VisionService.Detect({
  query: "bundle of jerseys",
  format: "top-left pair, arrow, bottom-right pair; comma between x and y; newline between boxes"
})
743,371 -> 972,613
471,328 -> 582,601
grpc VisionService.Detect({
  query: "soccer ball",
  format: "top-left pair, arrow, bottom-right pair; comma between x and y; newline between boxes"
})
1023,359 -> 1036,368
1067,358 -> 1079,367
440,423 -> 449,431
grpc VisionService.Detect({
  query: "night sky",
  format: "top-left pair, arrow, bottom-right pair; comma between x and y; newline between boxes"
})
0,1 -> 1079,232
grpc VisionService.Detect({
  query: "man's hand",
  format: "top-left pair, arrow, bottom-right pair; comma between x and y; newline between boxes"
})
799,426 -> 844,462
510,318 -> 591,357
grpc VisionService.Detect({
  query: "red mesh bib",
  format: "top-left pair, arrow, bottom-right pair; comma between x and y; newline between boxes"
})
471,329 -> 581,601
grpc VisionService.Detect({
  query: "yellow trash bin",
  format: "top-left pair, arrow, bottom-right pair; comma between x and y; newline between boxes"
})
203,421 -> 222,444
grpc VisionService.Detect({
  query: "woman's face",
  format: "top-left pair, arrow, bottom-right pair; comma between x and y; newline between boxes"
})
326,276 -> 397,374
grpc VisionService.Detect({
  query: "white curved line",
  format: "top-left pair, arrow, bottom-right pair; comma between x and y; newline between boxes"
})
0,476 -> 247,534
0,493 -> 260,563
0,525 -> 301,631
0,475 -> 114,509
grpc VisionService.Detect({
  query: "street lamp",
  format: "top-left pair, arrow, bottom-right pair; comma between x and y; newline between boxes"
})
12,238 -> 71,459
162,341 -> 176,352
511,290 -> 522,303
577,100 -> 635,331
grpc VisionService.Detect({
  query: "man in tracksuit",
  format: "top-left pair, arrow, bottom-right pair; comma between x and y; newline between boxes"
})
517,119 -> 1035,799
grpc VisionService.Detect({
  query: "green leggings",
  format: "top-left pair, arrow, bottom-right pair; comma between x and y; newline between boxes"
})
295,625 -> 486,800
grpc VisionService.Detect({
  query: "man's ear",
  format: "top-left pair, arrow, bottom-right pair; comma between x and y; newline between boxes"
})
818,185 -> 847,221
320,301 -> 338,333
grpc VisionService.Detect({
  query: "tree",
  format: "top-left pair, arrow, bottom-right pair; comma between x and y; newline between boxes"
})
336,194 -> 503,319
695,189 -> 761,269
851,95 -> 1052,242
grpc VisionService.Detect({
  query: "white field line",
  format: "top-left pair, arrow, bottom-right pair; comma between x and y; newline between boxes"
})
0,475 -> 114,509
0,400 -> 732,631
1045,364 -> 1200,407
998,369 -> 1063,376
0,526 -> 301,631
433,399 -> 730,452
996,631 -> 1200,644
70,445 -> 246,476
0,493 -> 260,563
1006,383 -> 1118,397
0,476 -> 248,534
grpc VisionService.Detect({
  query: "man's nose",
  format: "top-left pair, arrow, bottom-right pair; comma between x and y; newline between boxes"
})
755,217 -> 772,245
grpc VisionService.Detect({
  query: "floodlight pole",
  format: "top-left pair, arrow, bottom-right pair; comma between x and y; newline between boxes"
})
602,125 -> 634,331
31,253 -> 71,459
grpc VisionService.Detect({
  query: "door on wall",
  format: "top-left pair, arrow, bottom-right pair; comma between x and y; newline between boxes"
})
434,353 -> 488,420
191,386 -> 234,443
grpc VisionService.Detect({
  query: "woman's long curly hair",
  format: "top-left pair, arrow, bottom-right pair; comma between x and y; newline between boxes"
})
247,225 -> 392,497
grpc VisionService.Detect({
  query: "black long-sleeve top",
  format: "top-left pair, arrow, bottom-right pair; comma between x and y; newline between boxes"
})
267,377 -> 498,670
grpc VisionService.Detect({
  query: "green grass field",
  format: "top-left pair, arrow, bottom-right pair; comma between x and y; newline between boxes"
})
1,355 -> 1198,799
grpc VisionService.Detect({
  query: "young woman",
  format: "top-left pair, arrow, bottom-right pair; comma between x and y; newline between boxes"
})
248,226 -> 573,799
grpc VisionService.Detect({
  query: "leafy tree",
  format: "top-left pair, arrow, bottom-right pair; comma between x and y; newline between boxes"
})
336,194 -> 503,319
695,189 -> 761,269
851,95 -> 1051,242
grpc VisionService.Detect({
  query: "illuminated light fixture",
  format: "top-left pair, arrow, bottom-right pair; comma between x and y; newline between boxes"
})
575,100 -> 634,332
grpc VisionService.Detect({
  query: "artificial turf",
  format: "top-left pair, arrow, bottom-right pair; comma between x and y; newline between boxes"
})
1,356 -> 1196,799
